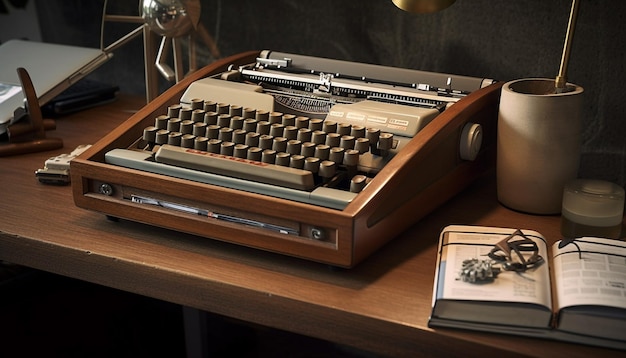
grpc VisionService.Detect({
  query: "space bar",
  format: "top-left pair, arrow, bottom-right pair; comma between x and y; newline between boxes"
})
155,144 -> 315,191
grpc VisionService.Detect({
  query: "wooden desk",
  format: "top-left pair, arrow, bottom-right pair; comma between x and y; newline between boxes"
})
0,95 -> 623,357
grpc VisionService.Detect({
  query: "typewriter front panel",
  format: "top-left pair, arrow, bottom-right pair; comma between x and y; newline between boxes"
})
76,164 -> 358,266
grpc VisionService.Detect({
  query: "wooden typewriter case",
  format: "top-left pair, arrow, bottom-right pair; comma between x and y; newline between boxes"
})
71,51 -> 502,268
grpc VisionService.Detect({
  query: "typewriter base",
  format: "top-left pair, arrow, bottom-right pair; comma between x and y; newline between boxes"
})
71,51 -> 502,268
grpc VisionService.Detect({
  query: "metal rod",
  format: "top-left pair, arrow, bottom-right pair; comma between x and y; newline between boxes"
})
104,15 -> 145,24
555,0 -> 581,92
103,24 -> 145,54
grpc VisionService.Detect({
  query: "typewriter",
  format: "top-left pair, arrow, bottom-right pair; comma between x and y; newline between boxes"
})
71,50 -> 502,268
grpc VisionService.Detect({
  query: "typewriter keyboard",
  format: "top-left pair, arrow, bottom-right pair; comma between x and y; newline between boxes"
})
106,98 -> 439,209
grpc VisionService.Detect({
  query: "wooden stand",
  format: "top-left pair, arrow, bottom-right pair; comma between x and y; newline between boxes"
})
0,68 -> 63,156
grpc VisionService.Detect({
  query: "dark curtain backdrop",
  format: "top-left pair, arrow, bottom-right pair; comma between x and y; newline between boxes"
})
35,0 -> 626,187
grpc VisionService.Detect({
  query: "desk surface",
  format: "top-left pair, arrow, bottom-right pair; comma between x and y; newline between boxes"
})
0,95 -> 623,357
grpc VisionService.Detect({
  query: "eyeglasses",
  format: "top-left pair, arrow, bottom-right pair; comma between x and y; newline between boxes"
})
458,229 -> 545,284
558,237 -> 583,259
487,229 -> 544,272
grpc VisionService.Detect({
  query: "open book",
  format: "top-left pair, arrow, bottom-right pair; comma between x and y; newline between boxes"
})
429,225 -> 626,350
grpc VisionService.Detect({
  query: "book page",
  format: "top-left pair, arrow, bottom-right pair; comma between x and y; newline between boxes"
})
437,226 -> 551,308
553,237 -> 626,310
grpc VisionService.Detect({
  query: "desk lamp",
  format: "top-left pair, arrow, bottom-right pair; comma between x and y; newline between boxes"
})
101,0 -> 220,102
392,0 -> 585,214
392,0 -> 580,93
392,0 -> 455,13
141,0 -> 220,83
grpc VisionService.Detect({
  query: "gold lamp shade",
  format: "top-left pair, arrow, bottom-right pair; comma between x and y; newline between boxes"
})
392,0 -> 456,13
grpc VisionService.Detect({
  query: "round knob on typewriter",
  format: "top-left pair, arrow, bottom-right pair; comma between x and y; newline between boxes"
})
190,98 -> 204,110
194,136 -> 208,151
366,128 -> 380,147
167,104 -> 181,118
297,128 -> 312,142
354,138 -> 370,154
314,144 -> 330,161
319,160 -> 337,180
337,123 -> 352,136
155,129 -> 170,145
217,114 -> 232,128
309,118 -> 323,131
216,103 -> 230,115
311,130 -> 326,145
191,109 -> 205,123
272,137 -> 288,153
259,134 -> 274,150
340,135 -> 355,150
179,108 -> 192,120
220,141 -> 235,156
143,126 -> 158,143
350,174 -> 369,193
229,104 -> 243,117
282,114 -> 296,127
378,133 -> 394,151
286,139 -> 302,155
180,119 -> 194,134
167,118 -> 181,132
270,123 -> 285,137
284,126 -> 298,140
255,110 -> 269,122
329,147 -> 345,164
325,132 -> 341,148
295,116 -> 310,129
167,132 -> 182,146
193,122 -> 207,137
459,122 -> 482,161
247,146 -> 262,161
269,112 -> 283,124
257,121 -> 271,135
351,125 -> 366,138
262,149 -> 277,163
245,132 -> 260,147
233,129 -> 247,144
304,157 -> 320,174
230,116 -> 244,130
322,120 -> 337,133
207,139 -> 222,153
155,115 -> 169,129
203,101 -> 217,112
233,144 -> 249,158
204,112 -> 218,126
206,124 -> 220,139
300,142 -> 316,158
218,127 -> 233,142
275,152 -> 291,166
243,118 -> 258,132
181,134 -> 195,148
242,107 -> 256,119
343,149 -> 360,167
290,154 -> 305,169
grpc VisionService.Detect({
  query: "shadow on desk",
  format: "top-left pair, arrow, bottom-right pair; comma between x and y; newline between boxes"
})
67,170 -> 502,294
0,268 -> 377,357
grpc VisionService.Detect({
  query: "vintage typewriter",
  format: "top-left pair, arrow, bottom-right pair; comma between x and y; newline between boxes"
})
71,50 -> 502,268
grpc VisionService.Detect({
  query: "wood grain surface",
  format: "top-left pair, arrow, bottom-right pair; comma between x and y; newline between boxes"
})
1,87 -> 624,357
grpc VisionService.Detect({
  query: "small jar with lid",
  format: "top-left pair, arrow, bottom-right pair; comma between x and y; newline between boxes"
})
561,179 -> 625,239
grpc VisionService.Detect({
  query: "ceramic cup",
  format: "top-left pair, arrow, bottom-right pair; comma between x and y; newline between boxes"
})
497,78 -> 584,214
